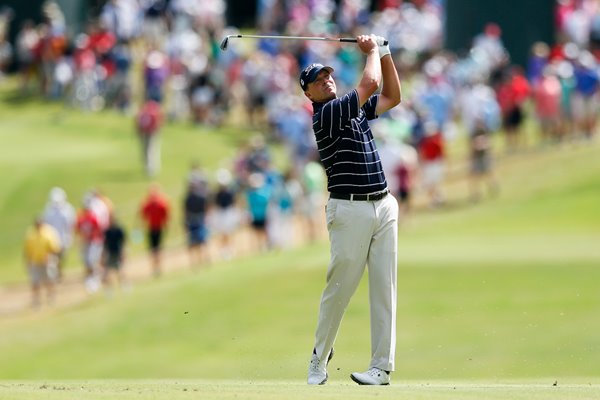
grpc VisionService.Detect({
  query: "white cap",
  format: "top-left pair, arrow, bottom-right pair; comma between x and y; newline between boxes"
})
49,187 -> 66,204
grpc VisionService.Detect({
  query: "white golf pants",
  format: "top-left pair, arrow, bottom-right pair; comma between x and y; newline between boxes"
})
313,193 -> 398,371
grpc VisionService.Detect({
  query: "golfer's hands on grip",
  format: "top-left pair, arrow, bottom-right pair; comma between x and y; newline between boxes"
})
356,34 -> 378,55
356,34 -> 390,59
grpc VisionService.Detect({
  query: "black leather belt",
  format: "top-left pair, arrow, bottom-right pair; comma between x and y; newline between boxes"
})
329,189 -> 389,202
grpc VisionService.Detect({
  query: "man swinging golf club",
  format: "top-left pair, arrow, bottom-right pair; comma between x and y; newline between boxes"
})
301,34 -> 401,385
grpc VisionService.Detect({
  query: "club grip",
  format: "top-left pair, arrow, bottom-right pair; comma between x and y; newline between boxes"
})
339,37 -> 389,46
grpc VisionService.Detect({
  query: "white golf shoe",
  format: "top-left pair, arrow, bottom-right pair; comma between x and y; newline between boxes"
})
307,348 -> 334,385
350,367 -> 390,385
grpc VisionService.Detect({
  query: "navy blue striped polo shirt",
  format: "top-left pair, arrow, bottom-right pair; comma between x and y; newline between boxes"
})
312,89 -> 387,194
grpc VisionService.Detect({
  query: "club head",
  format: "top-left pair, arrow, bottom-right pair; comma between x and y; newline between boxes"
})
219,36 -> 230,51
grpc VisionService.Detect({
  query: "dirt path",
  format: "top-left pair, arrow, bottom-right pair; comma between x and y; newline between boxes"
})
0,217 -> 327,319
0,155 -> 491,319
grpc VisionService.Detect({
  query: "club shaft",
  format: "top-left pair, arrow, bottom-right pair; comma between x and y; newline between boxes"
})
229,34 -> 388,46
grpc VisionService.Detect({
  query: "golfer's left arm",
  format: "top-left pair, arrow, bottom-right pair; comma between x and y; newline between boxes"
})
376,42 -> 401,115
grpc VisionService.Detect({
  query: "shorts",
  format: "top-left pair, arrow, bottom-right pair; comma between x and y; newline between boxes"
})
211,207 -> 239,235
503,107 -> 523,130
103,252 -> 122,269
471,153 -> 491,175
186,223 -> 208,246
421,160 -> 444,188
251,219 -> 267,231
82,242 -> 103,271
28,263 -> 52,286
397,189 -> 410,203
148,229 -> 163,251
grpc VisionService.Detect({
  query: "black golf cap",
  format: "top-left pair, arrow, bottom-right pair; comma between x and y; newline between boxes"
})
299,63 -> 334,91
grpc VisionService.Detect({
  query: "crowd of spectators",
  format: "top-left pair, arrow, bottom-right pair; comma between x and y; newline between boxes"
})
9,0 -> 600,307
24,145 -> 329,308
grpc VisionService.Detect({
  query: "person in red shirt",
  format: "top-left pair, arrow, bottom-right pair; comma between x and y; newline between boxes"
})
418,123 -> 445,207
533,66 -> 561,143
496,66 -> 530,153
136,99 -> 164,177
76,200 -> 104,292
139,184 -> 170,277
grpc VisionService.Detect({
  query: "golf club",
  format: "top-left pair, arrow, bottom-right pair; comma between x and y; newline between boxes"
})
219,34 -> 388,51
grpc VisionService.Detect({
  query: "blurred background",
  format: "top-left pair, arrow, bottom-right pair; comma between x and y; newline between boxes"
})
0,0 -> 599,383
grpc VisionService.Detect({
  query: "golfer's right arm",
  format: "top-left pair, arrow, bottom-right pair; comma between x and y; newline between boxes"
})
356,35 -> 381,107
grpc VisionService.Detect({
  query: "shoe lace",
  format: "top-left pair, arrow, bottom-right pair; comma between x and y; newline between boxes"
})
309,349 -> 333,372
367,367 -> 383,377
309,356 -> 321,372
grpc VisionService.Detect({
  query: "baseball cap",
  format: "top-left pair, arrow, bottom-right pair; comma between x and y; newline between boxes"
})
299,63 -> 334,91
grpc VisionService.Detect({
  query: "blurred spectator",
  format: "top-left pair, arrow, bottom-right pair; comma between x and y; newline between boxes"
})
572,51 -> 599,139
141,0 -> 169,47
527,42 -> 550,84
183,177 -> 211,267
244,172 -> 272,252
136,98 -> 164,176
39,1 -> 67,98
85,189 -> 112,232
101,213 -> 127,292
301,159 -> 326,242
104,40 -> 132,111
532,65 -> 562,143
75,197 -> 104,293
15,19 -> 40,92
496,66 -> 530,153
189,66 -> 220,125
210,168 -> 239,260
418,122 -> 445,208
394,142 -> 419,216
413,56 -> 456,139
143,48 -> 169,103
0,7 -> 14,81
71,32 -> 101,111
23,217 -> 61,308
267,169 -> 298,249
99,0 -> 141,42
556,60 -> 577,141
42,187 -> 76,281
468,119 -> 499,203
139,184 -> 170,277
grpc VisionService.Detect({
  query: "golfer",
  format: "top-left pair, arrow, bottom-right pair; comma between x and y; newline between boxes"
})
301,34 -> 401,385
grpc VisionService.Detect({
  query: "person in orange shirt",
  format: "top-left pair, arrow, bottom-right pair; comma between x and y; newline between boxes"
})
139,184 -> 170,277
23,217 -> 61,308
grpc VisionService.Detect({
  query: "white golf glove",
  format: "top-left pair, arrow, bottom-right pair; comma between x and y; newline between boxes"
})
377,36 -> 391,59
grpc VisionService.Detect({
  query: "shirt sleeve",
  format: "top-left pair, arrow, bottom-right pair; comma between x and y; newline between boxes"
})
362,94 -> 380,120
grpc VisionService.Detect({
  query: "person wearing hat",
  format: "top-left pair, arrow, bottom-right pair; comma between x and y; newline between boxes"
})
42,187 -> 76,281
301,34 -> 401,386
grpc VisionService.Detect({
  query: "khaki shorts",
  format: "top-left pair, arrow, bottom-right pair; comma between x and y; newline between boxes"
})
28,263 -> 52,286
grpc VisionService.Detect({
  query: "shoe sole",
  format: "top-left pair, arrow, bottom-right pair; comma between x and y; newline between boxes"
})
350,373 -> 390,386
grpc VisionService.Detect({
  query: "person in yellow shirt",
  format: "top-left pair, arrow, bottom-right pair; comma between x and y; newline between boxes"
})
23,218 -> 60,308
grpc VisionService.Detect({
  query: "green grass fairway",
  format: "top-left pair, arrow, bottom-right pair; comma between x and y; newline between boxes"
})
1,79 -> 600,399
1,380 -> 599,400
